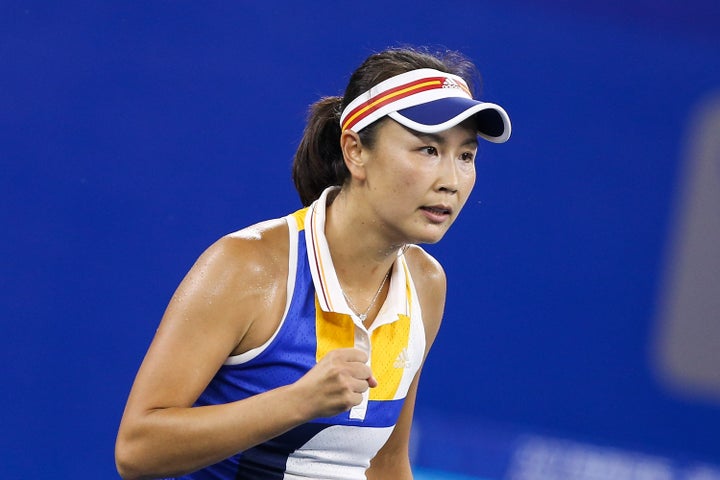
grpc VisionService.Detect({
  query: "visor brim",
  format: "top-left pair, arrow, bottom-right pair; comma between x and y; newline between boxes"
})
389,97 -> 511,143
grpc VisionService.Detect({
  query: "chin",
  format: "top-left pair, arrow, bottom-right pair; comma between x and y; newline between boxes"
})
401,218 -> 454,245
410,229 -> 449,245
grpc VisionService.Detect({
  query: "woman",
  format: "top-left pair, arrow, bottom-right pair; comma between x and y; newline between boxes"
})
115,47 -> 511,480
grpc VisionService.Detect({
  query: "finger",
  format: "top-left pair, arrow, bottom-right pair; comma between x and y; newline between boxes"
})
349,374 -> 377,390
349,392 -> 364,407
348,377 -> 371,394
329,348 -> 369,364
346,362 -> 374,381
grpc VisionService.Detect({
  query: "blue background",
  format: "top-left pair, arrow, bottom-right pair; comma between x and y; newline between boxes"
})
2,1 -> 719,478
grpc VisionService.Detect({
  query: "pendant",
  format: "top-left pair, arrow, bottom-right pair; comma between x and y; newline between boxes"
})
358,313 -> 367,321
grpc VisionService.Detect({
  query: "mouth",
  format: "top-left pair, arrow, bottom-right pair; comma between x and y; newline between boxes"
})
420,205 -> 453,223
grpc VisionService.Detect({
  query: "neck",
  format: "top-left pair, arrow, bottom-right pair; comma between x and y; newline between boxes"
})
324,188 -> 401,287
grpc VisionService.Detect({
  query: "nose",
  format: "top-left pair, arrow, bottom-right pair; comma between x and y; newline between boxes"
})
436,156 -> 459,194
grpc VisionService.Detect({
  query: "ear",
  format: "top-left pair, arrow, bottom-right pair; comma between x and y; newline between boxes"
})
340,130 -> 367,181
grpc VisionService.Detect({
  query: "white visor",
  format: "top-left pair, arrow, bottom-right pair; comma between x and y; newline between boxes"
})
340,68 -> 511,143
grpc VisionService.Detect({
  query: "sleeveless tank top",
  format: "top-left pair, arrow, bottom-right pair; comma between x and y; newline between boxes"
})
176,187 -> 426,479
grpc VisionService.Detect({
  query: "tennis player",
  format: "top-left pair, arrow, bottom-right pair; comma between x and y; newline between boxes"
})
115,46 -> 511,480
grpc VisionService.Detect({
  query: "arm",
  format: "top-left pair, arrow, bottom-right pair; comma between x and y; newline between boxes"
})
366,246 -> 446,479
115,221 -> 375,480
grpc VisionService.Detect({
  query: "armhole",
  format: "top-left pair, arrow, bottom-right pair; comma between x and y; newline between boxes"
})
400,252 -> 422,321
224,215 -> 299,365
401,251 -> 428,357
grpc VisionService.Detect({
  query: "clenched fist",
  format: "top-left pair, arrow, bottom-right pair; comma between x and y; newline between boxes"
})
294,348 -> 378,419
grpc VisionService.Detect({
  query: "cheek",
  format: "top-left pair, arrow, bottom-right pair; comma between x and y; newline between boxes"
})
457,169 -> 477,206
461,166 -> 476,191
467,171 -> 477,191
383,163 -> 420,192
400,170 -> 420,187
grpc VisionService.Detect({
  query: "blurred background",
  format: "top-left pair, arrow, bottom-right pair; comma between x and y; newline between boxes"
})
2,1 -> 719,478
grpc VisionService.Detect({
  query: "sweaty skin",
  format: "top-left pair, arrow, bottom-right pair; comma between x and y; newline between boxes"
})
115,119 -> 477,479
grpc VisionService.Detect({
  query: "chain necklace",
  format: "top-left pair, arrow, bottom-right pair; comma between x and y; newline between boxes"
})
342,270 -> 390,322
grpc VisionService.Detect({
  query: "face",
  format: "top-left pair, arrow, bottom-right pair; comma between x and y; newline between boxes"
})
355,118 -> 478,245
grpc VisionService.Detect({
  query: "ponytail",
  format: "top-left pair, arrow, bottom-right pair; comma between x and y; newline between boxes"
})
292,96 -> 347,206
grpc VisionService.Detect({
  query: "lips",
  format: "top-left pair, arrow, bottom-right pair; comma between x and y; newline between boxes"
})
420,205 -> 453,222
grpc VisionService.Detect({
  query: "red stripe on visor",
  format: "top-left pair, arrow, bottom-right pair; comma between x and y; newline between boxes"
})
339,69 -> 473,133
341,77 -> 446,132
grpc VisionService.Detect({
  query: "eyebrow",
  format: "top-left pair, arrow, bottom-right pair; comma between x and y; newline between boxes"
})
413,130 -> 479,148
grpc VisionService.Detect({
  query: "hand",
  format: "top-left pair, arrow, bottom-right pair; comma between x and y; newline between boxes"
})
294,348 -> 377,419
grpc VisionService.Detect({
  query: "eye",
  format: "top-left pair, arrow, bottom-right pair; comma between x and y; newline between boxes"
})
420,146 -> 438,156
460,151 -> 476,163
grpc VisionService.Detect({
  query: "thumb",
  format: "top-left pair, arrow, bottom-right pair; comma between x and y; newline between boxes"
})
367,374 -> 378,388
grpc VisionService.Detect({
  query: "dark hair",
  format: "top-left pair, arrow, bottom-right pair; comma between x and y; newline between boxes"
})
292,46 -> 481,206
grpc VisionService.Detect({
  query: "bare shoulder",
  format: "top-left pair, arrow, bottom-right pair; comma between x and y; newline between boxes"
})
122,217 -> 293,412
163,217 -> 291,356
211,216 -> 289,309
216,217 -> 290,277
183,217 -> 290,302
402,245 -> 446,346
403,245 -> 446,287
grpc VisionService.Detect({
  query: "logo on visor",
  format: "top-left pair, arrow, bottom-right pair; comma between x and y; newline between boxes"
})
442,78 -> 461,89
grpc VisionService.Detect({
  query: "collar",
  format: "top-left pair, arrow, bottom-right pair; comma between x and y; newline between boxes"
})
304,186 -> 410,331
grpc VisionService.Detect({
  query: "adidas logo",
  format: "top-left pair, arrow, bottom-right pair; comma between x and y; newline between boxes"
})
393,348 -> 411,369
442,78 -> 461,89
